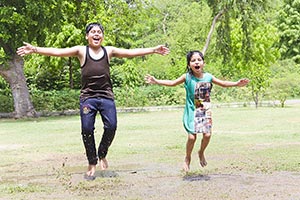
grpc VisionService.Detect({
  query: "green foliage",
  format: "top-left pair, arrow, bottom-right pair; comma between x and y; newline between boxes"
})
212,86 -> 252,103
143,85 -> 185,106
267,59 -> 300,106
19,0 -> 161,91
0,94 -> 13,112
158,1 -> 211,61
142,0 -> 213,80
0,76 -> 13,112
30,89 -> 80,112
111,60 -> 144,88
1,0 -> 299,114
277,0 -> 300,64
114,86 -> 148,107
268,75 -> 298,107
227,17 -> 280,105
0,76 -> 9,93
0,0 -> 64,54
0,48 -> 9,67
114,85 -> 185,107
270,59 -> 300,76
24,55 -> 81,90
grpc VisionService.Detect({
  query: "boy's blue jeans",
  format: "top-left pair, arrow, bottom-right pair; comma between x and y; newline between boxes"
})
80,97 -> 117,165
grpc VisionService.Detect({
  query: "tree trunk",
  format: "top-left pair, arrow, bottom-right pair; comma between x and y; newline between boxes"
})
68,57 -> 74,89
252,90 -> 259,108
202,9 -> 225,56
0,55 -> 37,118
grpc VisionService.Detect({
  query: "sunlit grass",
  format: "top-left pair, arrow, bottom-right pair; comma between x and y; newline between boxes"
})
1,105 -> 300,199
0,105 -> 300,172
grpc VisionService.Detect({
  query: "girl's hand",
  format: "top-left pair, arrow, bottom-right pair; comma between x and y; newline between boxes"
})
16,42 -> 37,57
144,74 -> 157,84
154,45 -> 170,55
237,78 -> 250,87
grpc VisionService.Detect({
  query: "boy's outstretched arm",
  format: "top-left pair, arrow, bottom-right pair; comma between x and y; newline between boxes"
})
107,45 -> 169,59
16,42 -> 81,57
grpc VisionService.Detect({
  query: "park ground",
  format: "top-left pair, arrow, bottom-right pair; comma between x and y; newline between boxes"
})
1,104 -> 300,200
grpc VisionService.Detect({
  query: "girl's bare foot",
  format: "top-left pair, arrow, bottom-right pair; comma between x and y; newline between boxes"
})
198,151 -> 207,167
183,156 -> 191,172
99,158 -> 108,170
84,164 -> 96,180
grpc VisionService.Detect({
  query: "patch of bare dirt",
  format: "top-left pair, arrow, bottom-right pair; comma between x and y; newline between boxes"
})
1,154 -> 300,200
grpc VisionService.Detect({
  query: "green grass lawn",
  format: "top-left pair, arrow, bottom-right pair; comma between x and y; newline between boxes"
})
1,105 -> 300,199
0,105 -> 299,173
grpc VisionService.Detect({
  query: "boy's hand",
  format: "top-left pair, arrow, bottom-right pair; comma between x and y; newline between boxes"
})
154,45 -> 169,56
16,42 -> 37,57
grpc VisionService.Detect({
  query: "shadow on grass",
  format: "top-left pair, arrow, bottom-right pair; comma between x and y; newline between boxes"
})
183,173 -> 211,182
94,170 -> 119,178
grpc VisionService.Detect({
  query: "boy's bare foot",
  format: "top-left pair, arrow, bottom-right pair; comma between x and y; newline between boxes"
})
198,151 -> 207,167
183,156 -> 191,172
99,158 -> 108,170
84,164 -> 96,180
87,164 -> 96,176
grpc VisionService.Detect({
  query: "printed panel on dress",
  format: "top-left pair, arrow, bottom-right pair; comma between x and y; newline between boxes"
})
194,82 -> 212,107
194,82 -> 212,133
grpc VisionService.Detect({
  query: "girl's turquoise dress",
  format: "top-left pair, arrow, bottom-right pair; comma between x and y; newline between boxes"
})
183,72 -> 213,134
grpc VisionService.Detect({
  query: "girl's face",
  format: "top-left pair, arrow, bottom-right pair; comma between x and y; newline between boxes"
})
189,53 -> 205,76
86,26 -> 104,48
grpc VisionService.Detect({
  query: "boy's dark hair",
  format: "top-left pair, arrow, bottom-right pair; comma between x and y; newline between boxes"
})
186,50 -> 204,72
85,22 -> 104,34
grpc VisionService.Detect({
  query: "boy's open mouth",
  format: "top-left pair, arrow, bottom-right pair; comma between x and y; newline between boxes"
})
195,66 -> 200,69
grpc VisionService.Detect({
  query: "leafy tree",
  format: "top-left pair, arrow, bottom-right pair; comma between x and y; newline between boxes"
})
24,23 -> 83,90
229,19 -> 280,107
205,0 -> 280,107
0,0 -> 64,118
278,0 -> 300,64
269,74 -> 299,107
24,0 -> 155,90
268,59 -> 300,106
146,0 -> 212,79
1,0 -> 160,116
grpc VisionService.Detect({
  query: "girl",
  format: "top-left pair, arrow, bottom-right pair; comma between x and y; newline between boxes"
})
145,50 -> 249,172
17,22 -> 169,180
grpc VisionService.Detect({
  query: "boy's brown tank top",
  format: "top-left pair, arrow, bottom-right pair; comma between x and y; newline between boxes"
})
80,46 -> 114,100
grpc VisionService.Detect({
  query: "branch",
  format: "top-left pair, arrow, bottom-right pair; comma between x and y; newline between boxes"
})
202,9 -> 225,56
162,13 -> 169,35
0,38 -> 14,56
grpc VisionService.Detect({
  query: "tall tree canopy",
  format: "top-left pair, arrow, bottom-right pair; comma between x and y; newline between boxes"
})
278,0 -> 300,64
0,0 -> 65,118
205,0 -> 280,107
0,0 -> 294,116
0,0 -> 155,117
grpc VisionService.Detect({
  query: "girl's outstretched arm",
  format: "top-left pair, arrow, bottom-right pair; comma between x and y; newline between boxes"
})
145,74 -> 185,87
212,76 -> 249,87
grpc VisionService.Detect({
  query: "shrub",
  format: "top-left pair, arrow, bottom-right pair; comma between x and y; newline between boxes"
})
114,85 -> 185,107
0,94 -> 14,112
30,89 -> 80,111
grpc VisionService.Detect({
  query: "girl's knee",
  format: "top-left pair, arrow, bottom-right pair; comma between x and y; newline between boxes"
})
188,134 -> 197,141
203,133 -> 211,139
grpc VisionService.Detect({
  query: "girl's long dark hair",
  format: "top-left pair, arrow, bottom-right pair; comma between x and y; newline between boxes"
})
186,50 -> 204,72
